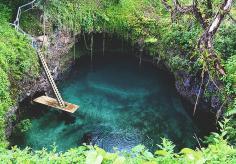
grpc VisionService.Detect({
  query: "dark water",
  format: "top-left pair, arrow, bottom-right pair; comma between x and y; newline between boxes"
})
13,54 -> 200,152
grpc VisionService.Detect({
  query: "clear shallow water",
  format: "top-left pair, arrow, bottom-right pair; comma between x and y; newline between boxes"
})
13,55 -> 199,152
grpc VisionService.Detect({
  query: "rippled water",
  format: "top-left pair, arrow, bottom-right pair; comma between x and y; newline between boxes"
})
12,54 -> 199,152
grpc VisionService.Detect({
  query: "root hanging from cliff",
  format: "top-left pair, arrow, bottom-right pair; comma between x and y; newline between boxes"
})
193,70 -> 205,116
73,32 -> 76,60
90,33 -> 94,69
103,32 -> 105,56
83,32 -> 91,51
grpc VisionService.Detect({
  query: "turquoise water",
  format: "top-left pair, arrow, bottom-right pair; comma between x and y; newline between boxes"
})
13,55 -> 199,152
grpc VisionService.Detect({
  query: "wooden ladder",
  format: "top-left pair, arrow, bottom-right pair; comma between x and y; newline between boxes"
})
12,0 -> 79,113
37,51 -> 65,107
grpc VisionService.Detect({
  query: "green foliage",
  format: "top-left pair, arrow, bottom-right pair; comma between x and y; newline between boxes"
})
1,126 -> 236,163
200,119 -> 236,163
20,11 -> 43,36
144,37 -> 157,44
0,5 -> 39,78
0,68 -> 11,113
15,119 -> 32,133
224,55 -> 236,95
223,118 -> 236,144
223,55 -> 236,115
0,3 -> 39,148
157,138 -> 175,155
44,0 -> 160,45
159,22 -> 201,52
168,55 -> 190,72
215,25 -> 236,59
204,119 -> 230,145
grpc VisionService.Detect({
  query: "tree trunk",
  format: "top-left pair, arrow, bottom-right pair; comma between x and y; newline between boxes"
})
198,0 -> 233,76
161,0 -> 233,76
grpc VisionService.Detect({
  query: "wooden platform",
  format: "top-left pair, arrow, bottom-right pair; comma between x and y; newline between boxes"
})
33,96 -> 79,113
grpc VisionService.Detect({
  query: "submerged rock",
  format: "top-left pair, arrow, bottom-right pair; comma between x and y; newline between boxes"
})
82,132 -> 93,144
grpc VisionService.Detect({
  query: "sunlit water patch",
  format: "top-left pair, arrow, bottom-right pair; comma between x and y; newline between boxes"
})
12,55 -> 199,152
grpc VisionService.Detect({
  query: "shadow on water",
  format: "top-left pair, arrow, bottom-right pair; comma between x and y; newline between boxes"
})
10,48 -> 216,153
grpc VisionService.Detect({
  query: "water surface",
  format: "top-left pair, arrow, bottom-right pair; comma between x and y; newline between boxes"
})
13,54 -> 199,152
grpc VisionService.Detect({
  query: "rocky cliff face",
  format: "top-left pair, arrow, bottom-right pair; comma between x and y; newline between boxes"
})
140,52 -> 221,114
174,70 -> 221,113
5,30 -> 75,138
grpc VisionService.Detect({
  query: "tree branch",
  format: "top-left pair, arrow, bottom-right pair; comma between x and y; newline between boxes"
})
161,0 -> 172,12
161,0 -> 207,28
161,0 -> 233,75
173,0 -> 193,14
208,1 -> 232,34
192,0 -> 208,29
198,0 -> 233,76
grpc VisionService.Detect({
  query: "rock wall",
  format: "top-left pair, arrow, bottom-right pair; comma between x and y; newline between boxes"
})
174,70 -> 221,113
140,53 -> 221,114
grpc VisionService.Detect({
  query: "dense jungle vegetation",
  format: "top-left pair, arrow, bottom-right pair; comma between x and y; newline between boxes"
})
0,0 -> 236,163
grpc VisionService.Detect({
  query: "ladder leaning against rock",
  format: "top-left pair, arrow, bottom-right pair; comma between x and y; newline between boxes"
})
37,50 -> 65,107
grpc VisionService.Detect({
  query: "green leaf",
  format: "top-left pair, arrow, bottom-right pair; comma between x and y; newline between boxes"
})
155,150 -> 168,156
86,151 -> 103,164
113,156 -> 125,164
225,109 -> 236,116
144,37 -> 157,43
132,145 -> 145,153
180,148 -> 194,154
